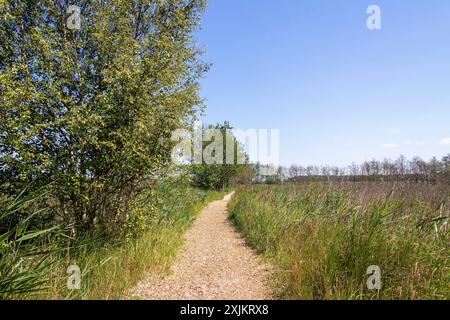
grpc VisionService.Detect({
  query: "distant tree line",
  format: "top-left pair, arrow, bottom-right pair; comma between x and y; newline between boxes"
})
283,155 -> 450,184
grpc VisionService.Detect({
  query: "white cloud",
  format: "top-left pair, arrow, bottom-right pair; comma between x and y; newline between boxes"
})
440,137 -> 450,145
384,144 -> 399,148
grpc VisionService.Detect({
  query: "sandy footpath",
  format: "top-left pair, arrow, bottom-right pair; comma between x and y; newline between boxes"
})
131,192 -> 272,300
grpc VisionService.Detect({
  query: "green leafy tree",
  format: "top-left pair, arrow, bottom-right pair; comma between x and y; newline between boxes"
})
190,122 -> 253,190
0,0 -> 208,234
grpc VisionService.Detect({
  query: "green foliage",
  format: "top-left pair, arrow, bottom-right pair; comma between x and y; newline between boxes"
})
229,183 -> 449,300
0,0 -> 208,234
189,121 -> 254,189
0,187 -> 65,299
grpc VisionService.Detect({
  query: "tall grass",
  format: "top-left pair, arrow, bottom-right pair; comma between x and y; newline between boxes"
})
229,182 -> 449,300
43,179 -> 226,299
0,187 -> 67,299
1,179 -> 226,300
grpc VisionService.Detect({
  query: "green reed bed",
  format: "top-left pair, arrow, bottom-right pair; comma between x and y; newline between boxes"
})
229,182 -> 449,300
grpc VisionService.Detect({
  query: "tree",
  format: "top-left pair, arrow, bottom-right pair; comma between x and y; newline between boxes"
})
428,157 -> 441,183
361,161 -> 371,176
441,154 -> 450,183
370,159 -> 380,177
264,166 -> 283,184
288,165 -> 301,179
395,155 -> 408,179
348,162 -> 360,180
410,156 -> 429,182
0,0 -> 208,234
189,122 -> 252,190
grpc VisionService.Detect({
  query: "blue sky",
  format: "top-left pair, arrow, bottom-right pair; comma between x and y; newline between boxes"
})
196,0 -> 450,166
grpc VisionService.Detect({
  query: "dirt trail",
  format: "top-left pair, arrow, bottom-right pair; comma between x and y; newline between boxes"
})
131,192 -> 272,300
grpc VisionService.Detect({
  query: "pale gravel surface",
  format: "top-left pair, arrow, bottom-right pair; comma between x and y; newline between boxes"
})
131,192 -> 272,300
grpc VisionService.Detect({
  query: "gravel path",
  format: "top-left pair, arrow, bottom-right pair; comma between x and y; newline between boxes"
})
131,192 -> 272,300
